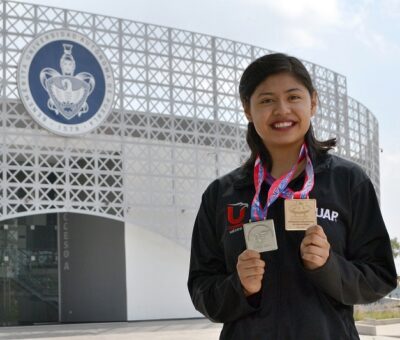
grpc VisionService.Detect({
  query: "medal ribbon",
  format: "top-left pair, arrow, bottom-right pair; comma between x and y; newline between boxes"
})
250,144 -> 314,222
266,145 -> 314,199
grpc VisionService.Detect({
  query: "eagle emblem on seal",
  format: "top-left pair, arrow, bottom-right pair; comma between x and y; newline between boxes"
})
40,44 -> 95,120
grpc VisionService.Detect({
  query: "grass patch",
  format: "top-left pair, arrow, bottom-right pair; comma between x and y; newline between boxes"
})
354,309 -> 400,321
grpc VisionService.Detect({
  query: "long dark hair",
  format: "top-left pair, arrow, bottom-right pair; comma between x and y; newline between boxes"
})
239,53 -> 336,170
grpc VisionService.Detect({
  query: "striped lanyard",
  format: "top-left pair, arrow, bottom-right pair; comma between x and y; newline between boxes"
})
250,144 -> 314,222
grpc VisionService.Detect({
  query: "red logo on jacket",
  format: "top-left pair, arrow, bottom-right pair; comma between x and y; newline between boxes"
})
227,202 -> 248,233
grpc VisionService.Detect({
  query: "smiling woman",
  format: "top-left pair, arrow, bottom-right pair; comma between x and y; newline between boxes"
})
243,72 -> 317,177
188,53 -> 397,340
240,53 -> 336,178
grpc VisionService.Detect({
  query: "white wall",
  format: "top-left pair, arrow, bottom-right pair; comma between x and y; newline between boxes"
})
125,222 -> 202,320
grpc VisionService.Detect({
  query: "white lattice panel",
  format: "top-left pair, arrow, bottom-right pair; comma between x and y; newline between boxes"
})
0,0 -> 381,247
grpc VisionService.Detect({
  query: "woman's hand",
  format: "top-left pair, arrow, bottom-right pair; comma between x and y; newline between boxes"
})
236,249 -> 265,296
300,225 -> 330,270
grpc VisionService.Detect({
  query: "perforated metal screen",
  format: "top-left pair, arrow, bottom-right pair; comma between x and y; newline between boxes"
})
0,0 -> 380,247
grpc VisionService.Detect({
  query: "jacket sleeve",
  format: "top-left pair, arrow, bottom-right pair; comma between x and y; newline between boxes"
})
187,186 -> 260,323
304,179 -> 398,305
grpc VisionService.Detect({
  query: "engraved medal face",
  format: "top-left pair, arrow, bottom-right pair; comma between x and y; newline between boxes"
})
243,219 -> 278,253
284,199 -> 317,231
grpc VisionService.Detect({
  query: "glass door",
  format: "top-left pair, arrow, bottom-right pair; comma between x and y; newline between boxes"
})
0,214 -> 58,326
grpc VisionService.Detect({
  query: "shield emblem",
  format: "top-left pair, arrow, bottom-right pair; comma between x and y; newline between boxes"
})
46,76 -> 90,120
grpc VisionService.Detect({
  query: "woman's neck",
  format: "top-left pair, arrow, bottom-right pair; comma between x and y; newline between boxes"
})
268,143 -> 305,179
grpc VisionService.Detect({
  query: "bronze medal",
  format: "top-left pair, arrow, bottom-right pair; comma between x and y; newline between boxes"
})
284,199 -> 317,231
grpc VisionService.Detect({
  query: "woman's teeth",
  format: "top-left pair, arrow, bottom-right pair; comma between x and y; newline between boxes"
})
273,121 -> 294,129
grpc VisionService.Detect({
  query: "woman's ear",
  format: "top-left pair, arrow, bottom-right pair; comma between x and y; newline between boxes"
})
244,103 -> 253,122
311,91 -> 318,117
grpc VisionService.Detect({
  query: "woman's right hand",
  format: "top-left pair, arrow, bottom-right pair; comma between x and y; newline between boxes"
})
236,249 -> 265,296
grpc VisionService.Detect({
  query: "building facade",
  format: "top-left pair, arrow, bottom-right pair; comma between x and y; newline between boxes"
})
0,0 -> 380,326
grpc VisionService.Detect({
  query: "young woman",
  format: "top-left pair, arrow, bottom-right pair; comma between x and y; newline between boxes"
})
188,53 -> 397,339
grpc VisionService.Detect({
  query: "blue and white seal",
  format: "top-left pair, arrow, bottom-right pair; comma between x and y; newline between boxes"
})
17,29 -> 114,136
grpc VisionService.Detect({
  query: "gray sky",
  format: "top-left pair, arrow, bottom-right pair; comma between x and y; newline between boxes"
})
20,0 -> 400,263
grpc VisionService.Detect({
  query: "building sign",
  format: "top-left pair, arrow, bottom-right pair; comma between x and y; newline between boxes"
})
17,29 -> 114,136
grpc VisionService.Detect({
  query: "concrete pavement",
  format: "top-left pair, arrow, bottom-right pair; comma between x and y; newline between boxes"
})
0,318 -> 399,339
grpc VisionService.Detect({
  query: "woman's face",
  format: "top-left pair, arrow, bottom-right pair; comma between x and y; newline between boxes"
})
244,72 -> 317,152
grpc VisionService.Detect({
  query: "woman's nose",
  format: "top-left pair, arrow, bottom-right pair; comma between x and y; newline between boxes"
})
273,99 -> 290,115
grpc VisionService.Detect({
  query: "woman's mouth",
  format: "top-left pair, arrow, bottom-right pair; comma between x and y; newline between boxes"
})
271,121 -> 296,130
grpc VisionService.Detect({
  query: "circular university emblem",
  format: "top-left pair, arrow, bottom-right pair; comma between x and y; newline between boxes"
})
17,29 -> 115,136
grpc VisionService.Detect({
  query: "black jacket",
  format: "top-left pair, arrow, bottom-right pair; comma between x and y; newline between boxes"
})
188,153 -> 397,340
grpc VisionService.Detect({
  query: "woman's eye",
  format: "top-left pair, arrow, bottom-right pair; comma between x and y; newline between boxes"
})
289,95 -> 301,101
261,98 -> 273,104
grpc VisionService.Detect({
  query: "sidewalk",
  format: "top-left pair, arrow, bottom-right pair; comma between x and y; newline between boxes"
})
356,319 -> 400,339
0,318 -> 399,339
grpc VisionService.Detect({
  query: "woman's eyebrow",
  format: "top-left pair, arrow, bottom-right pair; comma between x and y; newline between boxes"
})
257,88 -> 303,97
286,88 -> 303,93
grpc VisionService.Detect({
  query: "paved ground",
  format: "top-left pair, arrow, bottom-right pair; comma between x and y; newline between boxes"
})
0,318 -> 399,339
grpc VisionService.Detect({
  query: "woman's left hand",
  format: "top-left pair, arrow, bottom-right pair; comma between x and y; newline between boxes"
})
300,225 -> 330,270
